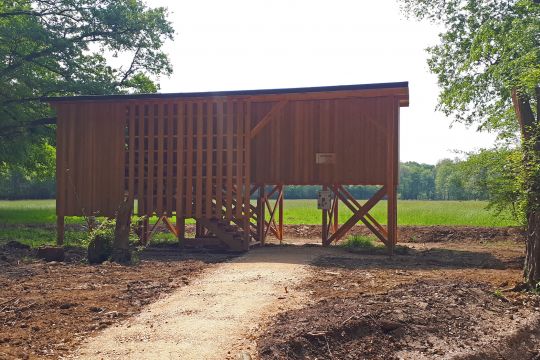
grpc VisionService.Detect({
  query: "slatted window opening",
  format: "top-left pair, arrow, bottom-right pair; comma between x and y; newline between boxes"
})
124,99 -> 251,220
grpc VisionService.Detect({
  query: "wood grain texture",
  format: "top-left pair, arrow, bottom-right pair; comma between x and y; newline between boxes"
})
53,87 -> 405,225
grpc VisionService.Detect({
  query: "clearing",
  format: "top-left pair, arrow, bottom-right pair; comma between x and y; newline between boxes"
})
1,226 -> 539,359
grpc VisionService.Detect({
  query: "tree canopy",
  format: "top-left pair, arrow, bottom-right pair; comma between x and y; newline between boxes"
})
400,0 -> 539,136
400,0 -> 540,285
0,0 -> 174,174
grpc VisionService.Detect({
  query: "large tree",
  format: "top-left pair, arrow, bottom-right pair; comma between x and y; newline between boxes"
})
400,0 -> 539,286
0,0 -> 174,173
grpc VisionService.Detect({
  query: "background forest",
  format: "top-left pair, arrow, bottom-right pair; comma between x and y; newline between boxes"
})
0,146 -> 523,220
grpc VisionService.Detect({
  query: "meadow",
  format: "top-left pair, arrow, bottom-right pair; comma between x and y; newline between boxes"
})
0,199 -> 518,227
0,199 -> 519,247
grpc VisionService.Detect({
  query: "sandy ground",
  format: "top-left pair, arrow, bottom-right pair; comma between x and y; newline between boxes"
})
71,246 -> 324,360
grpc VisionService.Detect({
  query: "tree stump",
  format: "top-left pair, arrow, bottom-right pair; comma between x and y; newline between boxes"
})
111,196 -> 132,263
37,246 -> 65,262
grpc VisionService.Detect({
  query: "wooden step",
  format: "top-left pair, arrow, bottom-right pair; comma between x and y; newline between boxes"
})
196,218 -> 249,252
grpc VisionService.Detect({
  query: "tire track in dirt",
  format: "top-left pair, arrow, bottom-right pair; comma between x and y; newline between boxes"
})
71,246 -> 324,360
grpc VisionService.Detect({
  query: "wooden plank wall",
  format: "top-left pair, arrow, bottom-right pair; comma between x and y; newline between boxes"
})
55,89 -> 405,221
250,96 -> 395,185
55,102 -> 125,217
124,99 -> 251,219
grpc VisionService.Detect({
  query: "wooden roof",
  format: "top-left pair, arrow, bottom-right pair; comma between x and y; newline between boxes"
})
44,81 -> 409,107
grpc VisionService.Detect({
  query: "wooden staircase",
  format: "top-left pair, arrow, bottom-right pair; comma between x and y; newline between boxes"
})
196,218 -> 250,252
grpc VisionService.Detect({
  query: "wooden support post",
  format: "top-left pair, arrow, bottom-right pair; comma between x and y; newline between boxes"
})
195,220 -> 203,238
333,195 -> 339,233
243,215 -> 251,250
176,216 -> 185,245
278,185 -> 284,242
388,184 -> 397,253
141,217 -> 149,245
322,185 -> 329,246
56,215 -> 64,246
387,97 -> 400,253
257,185 -> 265,244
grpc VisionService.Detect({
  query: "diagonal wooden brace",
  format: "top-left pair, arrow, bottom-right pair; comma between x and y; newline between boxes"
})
325,186 -> 387,246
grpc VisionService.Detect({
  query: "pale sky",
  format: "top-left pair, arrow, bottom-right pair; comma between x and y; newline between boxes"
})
145,0 -> 498,164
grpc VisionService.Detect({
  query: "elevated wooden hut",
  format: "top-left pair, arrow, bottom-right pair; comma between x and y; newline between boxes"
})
47,82 -> 409,251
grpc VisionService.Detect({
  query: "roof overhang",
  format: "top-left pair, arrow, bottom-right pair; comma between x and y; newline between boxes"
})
44,81 -> 409,107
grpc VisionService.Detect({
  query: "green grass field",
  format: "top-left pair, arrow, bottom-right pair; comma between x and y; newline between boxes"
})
0,199 -> 518,227
0,199 -> 518,248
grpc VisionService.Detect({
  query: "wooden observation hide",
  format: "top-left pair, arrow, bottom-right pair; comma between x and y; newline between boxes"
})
48,82 -> 409,251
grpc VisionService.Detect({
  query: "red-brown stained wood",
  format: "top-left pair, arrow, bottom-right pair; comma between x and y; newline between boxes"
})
206,101 -> 213,217
176,101 -> 184,219
51,86 -> 407,248
185,102 -> 194,218
216,100 -> 224,218
225,100 -> 234,220
166,102 -> 174,214
195,102 -> 203,218
157,103 -> 164,215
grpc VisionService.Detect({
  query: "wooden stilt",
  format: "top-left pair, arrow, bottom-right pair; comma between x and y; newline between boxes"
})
176,216 -> 185,245
56,215 -> 64,246
243,215 -> 250,250
195,220 -> 203,238
257,185 -> 265,244
141,217 -> 149,245
278,185 -> 284,242
387,97 -> 400,254
322,185 -> 329,246
333,194 -> 339,233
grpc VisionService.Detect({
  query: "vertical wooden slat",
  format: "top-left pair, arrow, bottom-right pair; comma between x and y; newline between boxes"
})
55,104 -> 65,245
176,101 -> 185,221
55,105 -> 65,217
236,100 -> 244,218
216,100 -> 224,219
185,102 -> 194,217
128,103 -> 136,205
322,185 -> 328,246
225,100 -> 234,219
137,104 -> 144,215
67,104 -> 76,214
166,102 -> 174,214
196,102 -> 204,218
244,101 -> 251,221
206,101 -> 214,217
157,102 -> 164,215
147,103 -> 155,216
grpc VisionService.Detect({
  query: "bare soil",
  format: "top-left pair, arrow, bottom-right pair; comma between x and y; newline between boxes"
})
0,225 -> 538,360
280,224 -> 525,244
0,244 -> 231,359
257,241 -> 540,359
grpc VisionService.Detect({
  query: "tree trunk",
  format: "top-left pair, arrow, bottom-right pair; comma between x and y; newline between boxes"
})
512,88 -> 540,288
111,196 -> 132,263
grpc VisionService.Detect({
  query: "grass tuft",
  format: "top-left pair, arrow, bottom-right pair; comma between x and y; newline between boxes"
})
341,235 -> 377,249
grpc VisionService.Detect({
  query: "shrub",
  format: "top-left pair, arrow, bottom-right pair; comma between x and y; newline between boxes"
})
86,219 -> 115,264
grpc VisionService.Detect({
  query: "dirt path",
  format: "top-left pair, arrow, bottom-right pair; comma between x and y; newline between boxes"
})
72,246 -> 323,360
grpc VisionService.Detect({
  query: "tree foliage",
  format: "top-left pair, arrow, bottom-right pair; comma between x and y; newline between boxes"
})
0,0 -> 174,172
400,0 -> 540,285
400,0 -> 539,136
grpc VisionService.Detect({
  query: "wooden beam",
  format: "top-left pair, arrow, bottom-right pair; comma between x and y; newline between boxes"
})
338,185 -> 388,237
278,185 -> 284,241
56,215 -> 64,246
250,101 -> 288,139
322,185 -> 329,246
162,216 -> 178,237
327,186 -> 387,244
176,216 -> 185,244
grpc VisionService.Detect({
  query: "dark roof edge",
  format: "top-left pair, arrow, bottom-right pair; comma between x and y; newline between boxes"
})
43,81 -> 408,102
